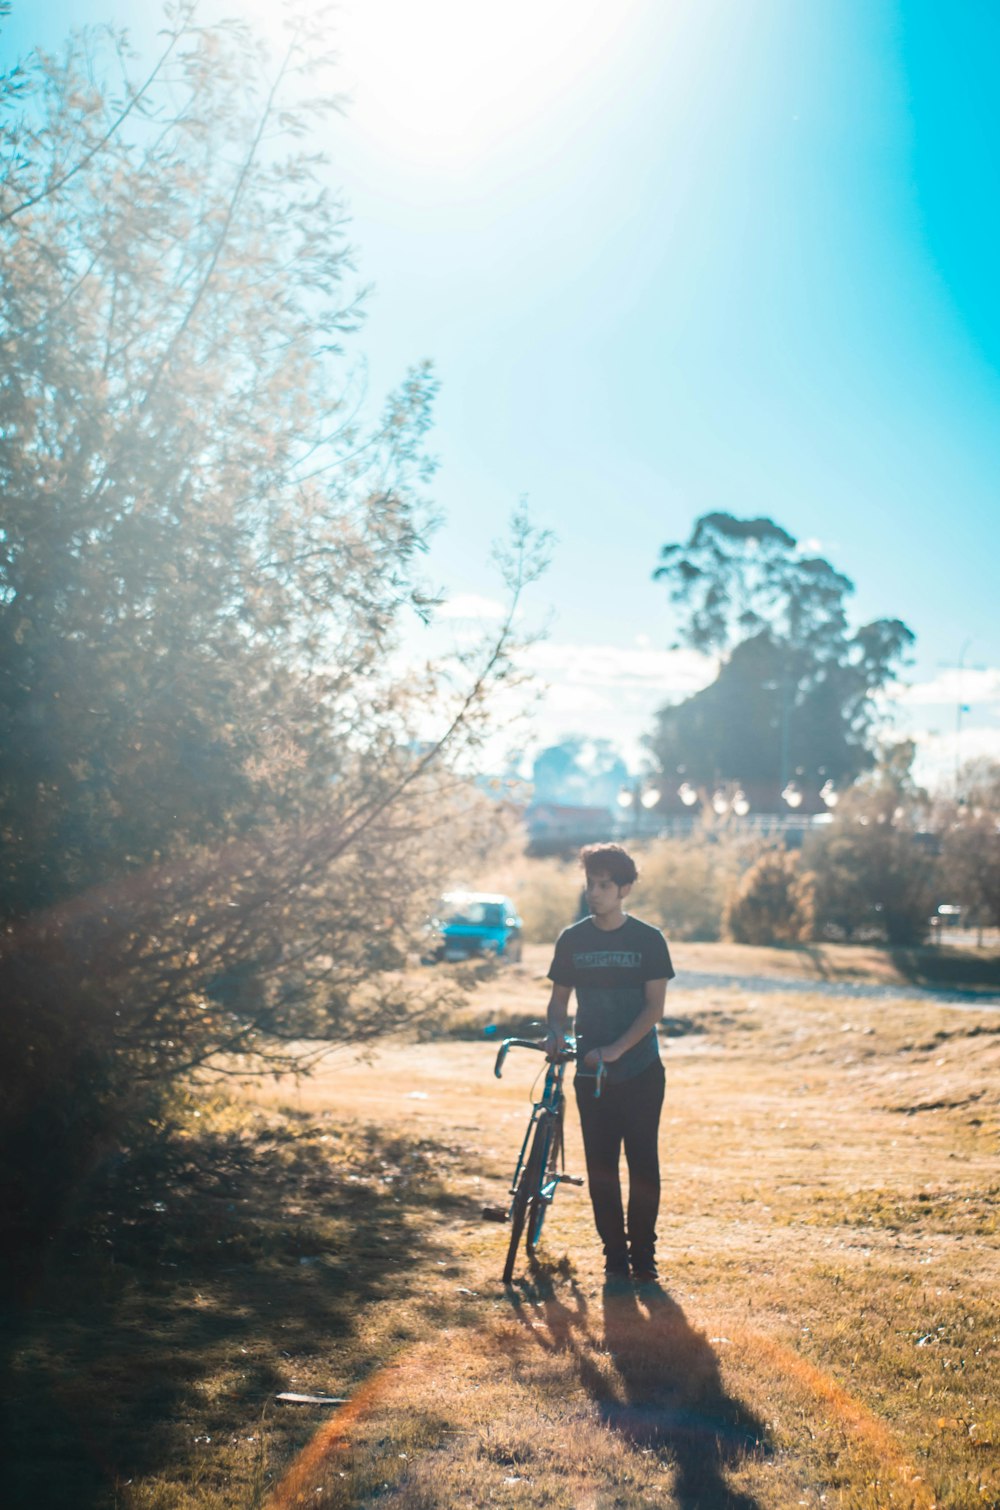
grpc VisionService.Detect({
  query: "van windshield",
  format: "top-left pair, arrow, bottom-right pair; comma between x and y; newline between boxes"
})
446,901 -> 506,927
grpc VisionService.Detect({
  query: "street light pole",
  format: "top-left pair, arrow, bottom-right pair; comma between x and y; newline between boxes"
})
938,639 -> 983,799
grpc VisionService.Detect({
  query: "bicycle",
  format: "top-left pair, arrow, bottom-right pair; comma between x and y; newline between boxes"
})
482,1037 -> 605,1284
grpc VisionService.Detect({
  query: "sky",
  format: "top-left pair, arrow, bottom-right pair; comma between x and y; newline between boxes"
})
4,0 -> 999,790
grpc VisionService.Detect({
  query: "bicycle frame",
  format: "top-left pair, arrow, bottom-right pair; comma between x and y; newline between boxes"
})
485,1036 -> 605,1283
498,1042 -> 570,1204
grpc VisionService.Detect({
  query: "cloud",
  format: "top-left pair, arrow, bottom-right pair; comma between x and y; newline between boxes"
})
506,640 -> 717,766
889,667 -> 1000,792
541,683 -> 610,715
435,593 -> 506,621
402,629 -> 1000,782
519,646 -> 1000,776
519,641 -> 716,697
892,667 -> 1000,709
910,726 -> 1000,791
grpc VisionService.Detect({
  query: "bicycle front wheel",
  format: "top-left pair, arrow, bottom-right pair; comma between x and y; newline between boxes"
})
526,1104 -> 562,1258
502,1119 -> 547,1284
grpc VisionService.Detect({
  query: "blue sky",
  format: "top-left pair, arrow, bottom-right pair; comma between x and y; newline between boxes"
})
4,0 -> 999,786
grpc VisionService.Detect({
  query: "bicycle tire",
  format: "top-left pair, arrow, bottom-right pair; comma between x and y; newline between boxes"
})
502,1121 -> 546,1284
526,1105 -> 562,1256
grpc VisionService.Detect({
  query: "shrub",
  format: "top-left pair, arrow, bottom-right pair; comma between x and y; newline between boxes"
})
936,760 -> 1000,939
507,858 -> 585,944
807,822 -> 937,945
804,742 -> 937,946
723,849 -> 816,946
0,15 -> 542,1241
638,834 -> 751,941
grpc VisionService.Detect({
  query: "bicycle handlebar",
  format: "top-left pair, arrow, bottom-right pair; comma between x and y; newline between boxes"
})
493,1037 -> 575,1079
492,1036 -> 604,1097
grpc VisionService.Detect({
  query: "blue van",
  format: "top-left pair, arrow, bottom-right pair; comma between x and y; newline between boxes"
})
430,891 -> 524,963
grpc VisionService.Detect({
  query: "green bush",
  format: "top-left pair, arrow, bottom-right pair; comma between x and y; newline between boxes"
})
723,848 -> 816,945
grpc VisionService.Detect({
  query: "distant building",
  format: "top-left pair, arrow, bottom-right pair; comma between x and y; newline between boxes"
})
526,803 -> 615,855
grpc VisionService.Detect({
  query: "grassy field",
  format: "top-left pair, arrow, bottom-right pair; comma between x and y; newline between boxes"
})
670,939 -> 1000,991
4,950 -> 999,1509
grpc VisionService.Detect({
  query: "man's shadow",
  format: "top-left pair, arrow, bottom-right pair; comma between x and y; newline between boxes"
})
592,1282 -> 767,1510
507,1267 -> 767,1510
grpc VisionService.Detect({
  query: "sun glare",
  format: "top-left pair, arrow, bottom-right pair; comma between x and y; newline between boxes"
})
333,0 -> 642,168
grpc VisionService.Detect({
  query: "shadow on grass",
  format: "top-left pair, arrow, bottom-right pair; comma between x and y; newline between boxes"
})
795,944 -> 835,981
508,1269 -> 767,1510
0,1114 -> 481,1510
889,946 -> 1000,990
601,1283 -> 767,1510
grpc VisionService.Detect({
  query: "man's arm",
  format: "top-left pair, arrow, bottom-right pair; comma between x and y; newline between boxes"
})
543,982 -> 573,1060
582,977 -> 668,1068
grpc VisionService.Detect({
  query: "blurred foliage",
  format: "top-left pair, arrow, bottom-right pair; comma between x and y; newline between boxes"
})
476,851 -> 583,945
0,9 -> 541,1231
515,867 -> 584,945
936,759 -> 1000,936
723,848 -> 816,946
648,513 -> 913,804
484,835 -> 755,945
478,761 -> 1000,954
804,743 -> 936,945
636,833 -> 751,941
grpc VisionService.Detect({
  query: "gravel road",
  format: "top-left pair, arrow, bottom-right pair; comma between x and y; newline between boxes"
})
677,969 -> 1000,1009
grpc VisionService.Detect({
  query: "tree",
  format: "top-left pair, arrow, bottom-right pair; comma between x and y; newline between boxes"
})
648,514 -> 913,806
0,11 -> 544,1222
804,742 -> 937,944
723,848 -> 816,946
937,759 -> 1000,940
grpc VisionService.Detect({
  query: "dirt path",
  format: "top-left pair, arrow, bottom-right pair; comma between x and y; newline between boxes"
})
678,967 -> 1000,1007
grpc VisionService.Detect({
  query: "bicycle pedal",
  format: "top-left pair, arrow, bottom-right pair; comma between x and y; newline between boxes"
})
481,1205 -> 509,1223
559,1175 -> 585,1187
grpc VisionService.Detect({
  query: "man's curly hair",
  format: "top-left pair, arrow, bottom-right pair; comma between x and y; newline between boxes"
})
579,843 -> 638,888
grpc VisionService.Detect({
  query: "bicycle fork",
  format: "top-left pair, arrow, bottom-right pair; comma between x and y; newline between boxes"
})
482,1107 -> 583,1224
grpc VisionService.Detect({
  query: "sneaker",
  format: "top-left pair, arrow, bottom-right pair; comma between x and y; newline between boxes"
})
630,1256 -> 659,1284
604,1251 -> 631,1282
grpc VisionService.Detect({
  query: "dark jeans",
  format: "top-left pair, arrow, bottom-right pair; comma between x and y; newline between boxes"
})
575,1058 -> 665,1265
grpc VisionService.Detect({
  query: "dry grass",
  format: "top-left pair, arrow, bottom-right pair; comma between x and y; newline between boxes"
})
4,965 -> 998,1509
425,940 -> 1000,1044
671,940 -> 1000,991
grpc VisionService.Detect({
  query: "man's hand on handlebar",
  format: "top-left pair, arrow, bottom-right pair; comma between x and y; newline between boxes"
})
544,1030 -> 572,1062
583,1043 -> 623,1070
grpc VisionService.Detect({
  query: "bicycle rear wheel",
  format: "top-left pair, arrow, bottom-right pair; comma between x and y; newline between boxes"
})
502,1120 -> 546,1284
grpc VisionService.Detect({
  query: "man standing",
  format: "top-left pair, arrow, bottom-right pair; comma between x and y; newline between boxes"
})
544,843 -> 674,1283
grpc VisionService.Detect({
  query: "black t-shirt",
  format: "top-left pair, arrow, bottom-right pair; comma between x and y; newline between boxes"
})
547,914 -> 674,1084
